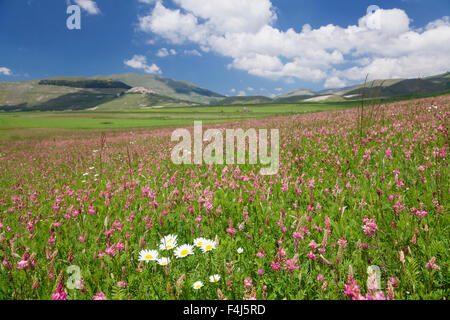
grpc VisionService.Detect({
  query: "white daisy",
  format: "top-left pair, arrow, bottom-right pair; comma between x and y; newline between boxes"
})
193,237 -> 208,248
209,274 -> 221,283
192,281 -> 203,290
237,248 -> 244,254
201,240 -> 216,253
157,257 -> 171,266
138,249 -> 158,263
159,242 -> 176,251
174,244 -> 194,258
162,234 -> 178,244
160,234 -> 178,251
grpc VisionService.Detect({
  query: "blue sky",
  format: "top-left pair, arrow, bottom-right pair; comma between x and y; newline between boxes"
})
0,0 -> 449,96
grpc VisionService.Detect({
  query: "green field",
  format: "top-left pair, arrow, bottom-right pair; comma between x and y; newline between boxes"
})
0,101 -> 361,139
2,91 -> 447,140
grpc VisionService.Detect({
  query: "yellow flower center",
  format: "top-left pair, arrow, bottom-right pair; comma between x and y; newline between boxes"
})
205,245 -> 213,251
180,250 -> 189,256
166,245 -> 172,249
145,255 -> 152,260
197,242 -> 203,246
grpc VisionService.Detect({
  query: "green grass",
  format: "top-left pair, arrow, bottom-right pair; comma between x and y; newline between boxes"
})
3,92 -> 444,139
0,101 -> 359,139
2,90 -> 448,141
0,115 -> 249,140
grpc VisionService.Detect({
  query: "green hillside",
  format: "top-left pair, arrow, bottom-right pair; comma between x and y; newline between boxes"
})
0,79 -> 127,111
95,73 -> 225,104
273,89 -> 315,102
38,79 -> 131,89
342,76 -> 450,98
0,73 -> 225,111
274,73 -> 450,101
1,72 -> 449,112
94,92 -> 197,111
275,89 -> 315,98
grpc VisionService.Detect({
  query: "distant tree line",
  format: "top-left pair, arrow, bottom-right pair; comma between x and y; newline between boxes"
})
39,79 -> 132,89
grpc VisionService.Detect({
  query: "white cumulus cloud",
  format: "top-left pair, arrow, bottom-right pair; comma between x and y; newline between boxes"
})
156,48 -> 177,57
124,55 -> 162,74
0,67 -> 12,76
139,2 -> 207,44
74,0 -> 100,15
157,48 -> 169,57
184,49 -> 202,56
324,76 -> 347,89
172,0 -> 276,34
156,48 -> 177,58
138,0 -> 158,4
137,2 -> 450,86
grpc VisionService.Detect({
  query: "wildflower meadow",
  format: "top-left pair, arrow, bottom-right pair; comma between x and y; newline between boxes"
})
0,96 -> 448,300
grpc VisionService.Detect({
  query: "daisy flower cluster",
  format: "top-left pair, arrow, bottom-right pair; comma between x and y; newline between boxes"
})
192,237 -> 217,253
138,235 -> 218,266
139,234 -> 178,266
192,274 -> 222,291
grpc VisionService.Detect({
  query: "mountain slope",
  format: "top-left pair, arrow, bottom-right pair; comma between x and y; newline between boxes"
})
94,92 -> 198,111
274,73 -> 450,102
95,73 -> 225,105
1,72 -> 449,111
0,73 -> 225,111
273,89 -> 315,103
0,79 -> 128,111
341,76 -> 450,98
275,89 -> 315,99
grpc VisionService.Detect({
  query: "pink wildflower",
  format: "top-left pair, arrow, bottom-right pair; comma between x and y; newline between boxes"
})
425,257 -> 439,270
52,280 -> 68,300
243,277 -> 253,289
93,291 -> 107,300
226,228 -> 236,236
286,258 -> 299,273
16,260 -> 28,270
362,217 -> 378,238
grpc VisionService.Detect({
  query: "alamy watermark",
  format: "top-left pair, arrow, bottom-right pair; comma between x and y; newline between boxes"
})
66,265 -> 82,290
170,121 -> 280,175
367,265 -> 382,291
366,5 -> 382,30
66,5 -> 81,30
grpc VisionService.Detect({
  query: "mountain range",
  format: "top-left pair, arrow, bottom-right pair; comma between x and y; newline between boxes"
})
0,72 -> 449,111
